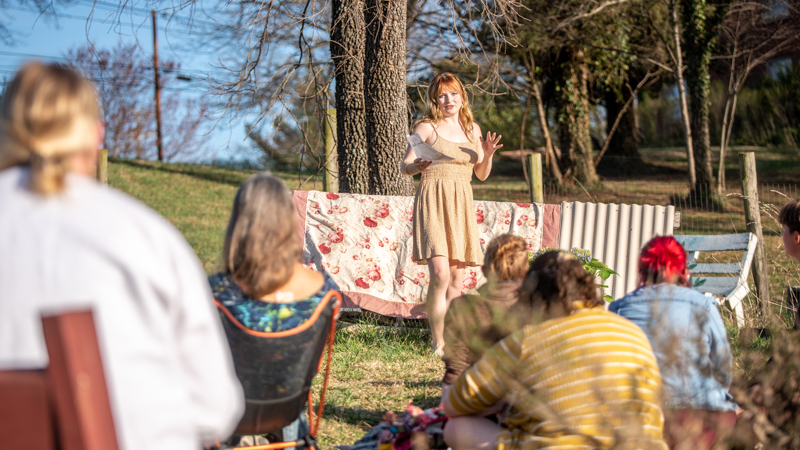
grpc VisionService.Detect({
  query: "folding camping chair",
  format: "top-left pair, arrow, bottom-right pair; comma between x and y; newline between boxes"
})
215,290 -> 342,450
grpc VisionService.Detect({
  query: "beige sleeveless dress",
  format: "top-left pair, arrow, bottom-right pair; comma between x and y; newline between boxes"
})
412,134 -> 482,266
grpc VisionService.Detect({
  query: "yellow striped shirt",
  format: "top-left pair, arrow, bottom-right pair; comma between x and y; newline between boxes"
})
447,307 -> 668,450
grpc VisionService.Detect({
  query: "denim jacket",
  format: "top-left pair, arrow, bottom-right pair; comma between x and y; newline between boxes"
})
609,284 -> 737,412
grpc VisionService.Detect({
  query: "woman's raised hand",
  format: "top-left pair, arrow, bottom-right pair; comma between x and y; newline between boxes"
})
480,132 -> 503,157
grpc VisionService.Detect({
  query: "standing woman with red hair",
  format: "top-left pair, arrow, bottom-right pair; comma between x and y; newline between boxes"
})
401,73 -> 503,355
610,236 -> 737,450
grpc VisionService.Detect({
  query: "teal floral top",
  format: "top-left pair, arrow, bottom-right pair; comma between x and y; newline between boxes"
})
210,271 -> 339,332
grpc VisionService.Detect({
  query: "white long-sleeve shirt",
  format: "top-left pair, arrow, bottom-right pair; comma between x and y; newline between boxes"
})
0,166 -> 244,450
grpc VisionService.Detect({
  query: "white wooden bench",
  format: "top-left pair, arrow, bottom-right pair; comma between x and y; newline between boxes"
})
673,233 -> 758,328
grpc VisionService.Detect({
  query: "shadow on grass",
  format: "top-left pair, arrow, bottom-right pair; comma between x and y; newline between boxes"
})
322,392 -> 443,428
112,157 -> 255,187
322,404 -> 385,427
368,379 -> 440,389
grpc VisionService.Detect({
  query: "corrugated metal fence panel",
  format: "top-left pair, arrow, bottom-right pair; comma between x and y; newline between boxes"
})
558,202 -> 675,300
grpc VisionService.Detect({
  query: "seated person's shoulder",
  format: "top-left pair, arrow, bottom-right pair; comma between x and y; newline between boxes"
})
445,295 -> 488,326
212,265 -> 334,333
289,265 -> 328,299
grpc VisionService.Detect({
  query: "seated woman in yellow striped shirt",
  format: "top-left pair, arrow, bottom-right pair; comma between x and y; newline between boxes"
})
443,250 -> 668,450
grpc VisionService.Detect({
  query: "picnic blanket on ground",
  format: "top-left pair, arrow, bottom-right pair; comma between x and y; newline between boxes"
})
349,404 -> 448,450
293,191 -> 561,318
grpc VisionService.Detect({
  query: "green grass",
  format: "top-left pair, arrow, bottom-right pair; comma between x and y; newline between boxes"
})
103,147 -> 800,446
312,324 -> 441,447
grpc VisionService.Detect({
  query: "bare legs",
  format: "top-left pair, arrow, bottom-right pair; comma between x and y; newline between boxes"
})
444,416 -> 503,450
426,255 -> 466,354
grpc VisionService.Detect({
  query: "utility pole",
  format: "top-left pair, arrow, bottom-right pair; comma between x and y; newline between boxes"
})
152,10 -> 164,162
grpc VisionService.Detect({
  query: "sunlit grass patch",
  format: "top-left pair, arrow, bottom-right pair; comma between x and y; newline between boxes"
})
312,323 -> 442,446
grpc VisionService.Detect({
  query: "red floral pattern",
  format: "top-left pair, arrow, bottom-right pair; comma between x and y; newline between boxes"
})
301,191 -> 544,309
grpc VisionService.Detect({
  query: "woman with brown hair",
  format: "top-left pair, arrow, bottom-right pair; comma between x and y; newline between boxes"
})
209,173 -> 339,447
441,234 -> 530,389
210,172 -> 338,333
0,62 -> 244,450
401,72 -> 503,355
443,251 -> 667,450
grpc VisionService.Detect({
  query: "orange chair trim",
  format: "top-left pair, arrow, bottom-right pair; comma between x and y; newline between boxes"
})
214,290 -> 342,338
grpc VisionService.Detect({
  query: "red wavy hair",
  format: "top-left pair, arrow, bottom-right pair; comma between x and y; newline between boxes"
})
638,236 -> 688,285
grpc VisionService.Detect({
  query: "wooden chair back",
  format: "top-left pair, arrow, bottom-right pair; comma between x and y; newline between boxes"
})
0,310 -> 119,450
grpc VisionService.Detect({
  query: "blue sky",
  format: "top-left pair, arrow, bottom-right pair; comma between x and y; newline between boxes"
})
2,3 -> 254,162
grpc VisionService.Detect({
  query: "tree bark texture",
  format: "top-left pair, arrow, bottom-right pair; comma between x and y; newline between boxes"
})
681,0 -> 729,202
673,0 -> 697,189
331,0 -> 369,194
560,48 -> 599,184
597,87 -> 642,174
364,0 -> 414,196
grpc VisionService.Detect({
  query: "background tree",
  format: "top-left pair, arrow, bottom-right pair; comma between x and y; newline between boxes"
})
714,0 -> 800,194
68,41 -> 210,161
330,0 -> 369,193
680,0 -> 731,204
473,0 -> 655,185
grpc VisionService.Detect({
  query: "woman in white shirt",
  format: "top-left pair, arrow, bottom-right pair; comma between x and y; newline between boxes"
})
0,61 -> 244,450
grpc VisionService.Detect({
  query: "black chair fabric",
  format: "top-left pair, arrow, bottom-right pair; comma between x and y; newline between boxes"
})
217,292 -> 337,436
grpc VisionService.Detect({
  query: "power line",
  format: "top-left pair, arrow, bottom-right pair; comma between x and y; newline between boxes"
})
71,0 -> 220,29
0,51 -> 216,77
3,4 -> 214,33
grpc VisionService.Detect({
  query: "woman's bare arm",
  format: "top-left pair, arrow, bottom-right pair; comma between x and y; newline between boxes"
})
402,122 -> 435,176
472,123 -> 502,181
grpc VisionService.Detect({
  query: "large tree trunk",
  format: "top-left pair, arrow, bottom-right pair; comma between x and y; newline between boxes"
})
364,0 -> 414,196
330,0 -> 369,194
560,48 -> 599,185
597,86 -> 642,175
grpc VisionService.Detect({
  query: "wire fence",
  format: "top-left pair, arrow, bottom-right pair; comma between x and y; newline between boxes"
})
475,181 -> 799,236
107,157 -> 800,327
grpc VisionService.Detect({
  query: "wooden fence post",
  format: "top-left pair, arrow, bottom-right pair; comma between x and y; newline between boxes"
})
739,151 -> 770,320
97,149 -> 108,185
527,153 -> 543,204
323,109 -> 338,193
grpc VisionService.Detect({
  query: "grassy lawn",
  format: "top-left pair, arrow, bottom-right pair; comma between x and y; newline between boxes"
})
312,325 -> 441,447
105,146 -> 800,446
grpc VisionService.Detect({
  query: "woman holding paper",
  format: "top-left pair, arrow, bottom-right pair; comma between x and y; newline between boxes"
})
401,72 -> 503,356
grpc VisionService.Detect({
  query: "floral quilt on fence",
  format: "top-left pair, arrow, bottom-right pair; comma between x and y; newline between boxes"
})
295,190 -> 556,318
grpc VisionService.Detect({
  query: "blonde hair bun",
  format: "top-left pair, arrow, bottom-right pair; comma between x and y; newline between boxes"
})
484,234 -> 529,282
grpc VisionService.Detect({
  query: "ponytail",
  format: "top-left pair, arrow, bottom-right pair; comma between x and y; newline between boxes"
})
0,62 -> 100,195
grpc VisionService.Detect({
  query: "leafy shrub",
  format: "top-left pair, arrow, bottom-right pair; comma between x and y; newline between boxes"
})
530,247 -> 619,302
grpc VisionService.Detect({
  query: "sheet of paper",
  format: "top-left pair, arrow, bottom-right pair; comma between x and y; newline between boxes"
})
407,134 -> 455,165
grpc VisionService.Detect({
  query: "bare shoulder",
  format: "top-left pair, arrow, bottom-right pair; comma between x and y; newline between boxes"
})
280,263 -> 325,301
413,121 -> 436,142
294,264 -> 325,289
472,122 -> 483,141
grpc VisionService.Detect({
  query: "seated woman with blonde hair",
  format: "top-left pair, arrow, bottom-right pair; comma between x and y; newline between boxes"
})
441,234 -> 530,390
444,251 -> 667,450
0,62 -> 243,450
